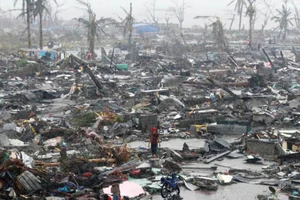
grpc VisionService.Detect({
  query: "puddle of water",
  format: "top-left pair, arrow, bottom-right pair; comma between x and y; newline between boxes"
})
148,183 -> 288,200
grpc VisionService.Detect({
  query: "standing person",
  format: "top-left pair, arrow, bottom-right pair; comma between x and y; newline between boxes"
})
148,127 -> 160,158
111,183 -> 120,200
85,52 -> 92,60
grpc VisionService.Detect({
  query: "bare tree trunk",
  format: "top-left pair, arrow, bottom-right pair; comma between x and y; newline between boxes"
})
249,16 -> 253,48
247,0 -> 255,49
283,27 -> 287,41
166,17 -> 169,36
261,21 -> 267,31
26,0 -> 32,48
128,3 -> 133,50
89,36 -> 95,57
39,12 -> 43,49
153,0 -> 156,24
128,31 -> 132,50
88,19 -> 95,58
239,5 -> 243,31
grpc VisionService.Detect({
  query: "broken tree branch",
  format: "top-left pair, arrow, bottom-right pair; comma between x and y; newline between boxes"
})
70,54 -> 103,91
207,77 -> 240,99
262,48 -> 274,69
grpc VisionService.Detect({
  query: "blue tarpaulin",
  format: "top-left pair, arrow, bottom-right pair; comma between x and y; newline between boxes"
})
133,24 -> 158,34
39,51 -> 55,61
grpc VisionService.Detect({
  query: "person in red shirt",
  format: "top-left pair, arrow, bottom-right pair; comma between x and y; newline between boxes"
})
102,194 -> 112,200
148,127 -> 160,158
85,52 -> 92,60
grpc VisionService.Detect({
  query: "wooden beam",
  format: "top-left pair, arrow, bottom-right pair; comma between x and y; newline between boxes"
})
204,150 -> 232,164
207,77 -> 240,99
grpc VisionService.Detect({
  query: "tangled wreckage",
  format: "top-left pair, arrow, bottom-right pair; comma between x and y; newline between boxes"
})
2,26 -> 300,200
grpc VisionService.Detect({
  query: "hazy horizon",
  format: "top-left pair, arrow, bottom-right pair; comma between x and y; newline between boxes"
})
0,0 -> 299,30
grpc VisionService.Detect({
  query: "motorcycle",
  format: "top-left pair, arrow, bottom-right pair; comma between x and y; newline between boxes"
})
160,173 -> 180,199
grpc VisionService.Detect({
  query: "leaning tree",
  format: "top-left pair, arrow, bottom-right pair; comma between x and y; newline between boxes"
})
272,2 -> 294,41
227,0 -> 248,30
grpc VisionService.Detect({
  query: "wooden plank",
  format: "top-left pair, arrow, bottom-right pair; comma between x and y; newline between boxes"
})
204,150 -> 232,164
206,77 -> 240,99
181,166 -> 217,170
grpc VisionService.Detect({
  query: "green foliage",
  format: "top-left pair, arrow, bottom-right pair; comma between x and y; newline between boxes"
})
71,112 -> 97,127
114,115 -> 123,123
16,59 -> 29,68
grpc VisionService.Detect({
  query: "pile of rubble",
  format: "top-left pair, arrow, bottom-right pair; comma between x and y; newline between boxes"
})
1,44 -> 300,200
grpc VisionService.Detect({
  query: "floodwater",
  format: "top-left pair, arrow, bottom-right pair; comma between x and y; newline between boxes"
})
128,137 -> 236,150
129,138 -> 288,200
151,184 -> 266,200
149,184 -> 289,200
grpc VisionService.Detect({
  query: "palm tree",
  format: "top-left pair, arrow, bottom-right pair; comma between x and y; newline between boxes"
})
211,18 -> 227,51
246,0 -> 255,48
272,3 -> 294,41
75,0 -> 116,59
77,15 -> 116,58
33,0 -> 57,49
227,0 -> 247,31
120,3 -> 134,49
14,0 -> 34,48
195,16 -> 226,51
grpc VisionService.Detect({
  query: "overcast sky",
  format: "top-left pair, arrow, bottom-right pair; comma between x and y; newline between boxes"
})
0,0 -> 298,29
